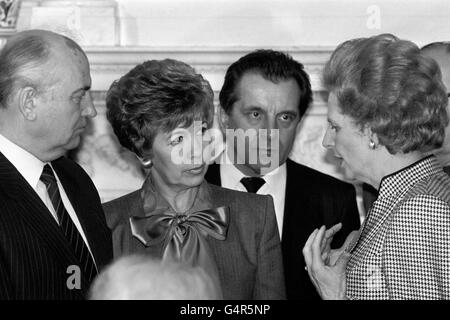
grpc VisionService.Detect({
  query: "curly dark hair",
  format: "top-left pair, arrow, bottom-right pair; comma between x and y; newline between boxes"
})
106,59 -> 214,157
323,34 -> 449,154
219,49 -> 312,118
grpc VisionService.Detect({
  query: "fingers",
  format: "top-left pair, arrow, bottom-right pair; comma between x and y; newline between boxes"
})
311,225 -> 326,268
335,251 -> 352,271
326,223 -> 342,237
302,228 -> 323,293
303,228 -> 319,270
342,229 -> 360,252
321,223 -> 343,252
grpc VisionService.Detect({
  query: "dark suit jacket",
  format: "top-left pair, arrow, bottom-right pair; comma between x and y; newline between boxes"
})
103,183 -> 286,300
205,158 -> 361,300
0,153 -> 113,300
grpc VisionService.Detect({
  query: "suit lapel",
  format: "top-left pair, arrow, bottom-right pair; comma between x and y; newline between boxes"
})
282,159 -> 306,242
51,158 -> 109,269
0,152 -> 82,275
282,161 -> 293,243
203,184 -> 229,255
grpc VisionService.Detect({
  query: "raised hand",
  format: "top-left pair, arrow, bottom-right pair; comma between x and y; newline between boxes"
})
303,225 -> 351,300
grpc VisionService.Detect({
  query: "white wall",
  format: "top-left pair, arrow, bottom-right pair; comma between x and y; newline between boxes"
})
116,0 -> 450,47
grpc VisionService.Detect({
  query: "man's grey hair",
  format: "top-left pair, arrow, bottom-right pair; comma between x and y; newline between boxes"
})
0,30 -> 86,108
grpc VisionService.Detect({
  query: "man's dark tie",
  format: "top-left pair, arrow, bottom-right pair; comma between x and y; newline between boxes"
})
40,164 -> 97,284
240,177 -> 266,193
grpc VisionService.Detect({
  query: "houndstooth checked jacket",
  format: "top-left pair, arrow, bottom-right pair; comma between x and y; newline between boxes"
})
346,156 -> 450,300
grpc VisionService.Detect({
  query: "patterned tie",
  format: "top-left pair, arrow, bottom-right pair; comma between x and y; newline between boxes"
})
40,164 -> 97,284
240,177 -> 266,193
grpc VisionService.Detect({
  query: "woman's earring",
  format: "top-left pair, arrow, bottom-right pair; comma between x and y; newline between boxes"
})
369,140 -> 376,150
141,158 -> 152,168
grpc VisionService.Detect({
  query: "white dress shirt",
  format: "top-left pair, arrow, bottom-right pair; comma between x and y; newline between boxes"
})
219,152 -> 286,237
0,134 -> 96,264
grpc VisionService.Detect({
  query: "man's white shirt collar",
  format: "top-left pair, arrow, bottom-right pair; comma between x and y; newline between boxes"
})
0,133 -> 97,264
0,133 -> 45,189
219,150 -> 286,189
218,149 -> 287,237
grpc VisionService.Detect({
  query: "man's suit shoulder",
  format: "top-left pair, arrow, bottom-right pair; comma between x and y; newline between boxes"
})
53,157 -> 96,188
286,159 -> 355,194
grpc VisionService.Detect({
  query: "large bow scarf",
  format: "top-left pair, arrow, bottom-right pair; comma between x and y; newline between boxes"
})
130,207 -> 229,251
130,177 -> 229,297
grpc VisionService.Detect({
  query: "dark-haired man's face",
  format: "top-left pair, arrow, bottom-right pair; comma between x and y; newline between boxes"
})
220,72 -> 301,176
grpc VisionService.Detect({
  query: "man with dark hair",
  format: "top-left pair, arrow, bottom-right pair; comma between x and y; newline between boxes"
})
0,29 -> 112,299
205,49 -> 360,300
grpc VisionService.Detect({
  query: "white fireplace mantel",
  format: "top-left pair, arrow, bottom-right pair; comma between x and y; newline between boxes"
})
85,46 -> 335,95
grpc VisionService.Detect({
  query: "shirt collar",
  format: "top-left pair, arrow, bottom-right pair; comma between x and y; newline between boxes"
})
378,155 -> 441,199
263,162 -> 286,189
0,133 -> 45,189
219,149 -> 286,189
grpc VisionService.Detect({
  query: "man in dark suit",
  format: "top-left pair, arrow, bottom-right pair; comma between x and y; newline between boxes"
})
205,49 -> 361,300
0,30 -> 113,299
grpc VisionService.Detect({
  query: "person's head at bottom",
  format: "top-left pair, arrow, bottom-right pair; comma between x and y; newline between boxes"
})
89,255 -> 221,300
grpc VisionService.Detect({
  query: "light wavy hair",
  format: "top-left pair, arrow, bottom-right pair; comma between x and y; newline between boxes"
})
89,255 -> 221,300
323,34 -> 449,154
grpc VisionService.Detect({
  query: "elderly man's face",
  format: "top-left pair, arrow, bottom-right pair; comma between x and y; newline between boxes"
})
221,72 -> 301,175
422,46 -> 450,164
34,45 -> 96,161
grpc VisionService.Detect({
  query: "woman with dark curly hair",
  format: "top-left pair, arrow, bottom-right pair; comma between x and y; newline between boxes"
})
102,59 -> 285,300
303,34 -> 450,299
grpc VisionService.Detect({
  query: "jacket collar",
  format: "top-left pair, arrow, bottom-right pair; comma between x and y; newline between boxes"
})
0,152 -> 91,291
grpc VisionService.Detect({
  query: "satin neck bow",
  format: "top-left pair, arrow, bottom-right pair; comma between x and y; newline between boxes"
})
130,206 -> 229,248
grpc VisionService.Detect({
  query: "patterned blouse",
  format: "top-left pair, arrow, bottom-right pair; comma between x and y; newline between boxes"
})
346,156 -> 450,299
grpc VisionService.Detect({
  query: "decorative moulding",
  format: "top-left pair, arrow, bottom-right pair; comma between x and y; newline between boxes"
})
16,0 -> 119,46
0,0 -> 21,28
83,46 -> 335,94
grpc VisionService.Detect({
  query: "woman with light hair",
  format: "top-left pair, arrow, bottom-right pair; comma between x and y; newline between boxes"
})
303,34 -> 450,299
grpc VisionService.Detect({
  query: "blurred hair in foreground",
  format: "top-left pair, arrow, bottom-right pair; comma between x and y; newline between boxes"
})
89,255 -> 221,300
